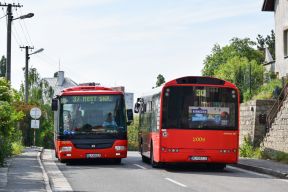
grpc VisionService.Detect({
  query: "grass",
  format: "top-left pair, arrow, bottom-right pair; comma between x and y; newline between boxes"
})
253,79 -> 282,100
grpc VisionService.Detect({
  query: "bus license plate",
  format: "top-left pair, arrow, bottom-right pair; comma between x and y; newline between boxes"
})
190,156 -> 208,161
86,153 -> 101,158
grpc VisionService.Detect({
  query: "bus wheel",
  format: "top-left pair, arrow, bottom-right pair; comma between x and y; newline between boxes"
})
59,158 -> 66,163
55,150 -> 58,158
207,163 -> 226,170
150,144 -> 160,168
140,141 -> 149,163
114,158 -> 122,164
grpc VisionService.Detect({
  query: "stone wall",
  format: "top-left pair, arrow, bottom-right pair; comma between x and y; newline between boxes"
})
261,98 -> 288,153
239,100 -> 275,146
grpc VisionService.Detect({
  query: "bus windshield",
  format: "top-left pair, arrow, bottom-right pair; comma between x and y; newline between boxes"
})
59,95 -> 126,135
162,86 -> 238,130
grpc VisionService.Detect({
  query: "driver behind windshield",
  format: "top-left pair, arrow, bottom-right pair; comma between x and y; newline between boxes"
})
102,112 -> 117,127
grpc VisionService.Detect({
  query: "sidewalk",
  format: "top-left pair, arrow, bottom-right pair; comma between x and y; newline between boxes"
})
0,147 -> 49,192
232,158 -> 288,179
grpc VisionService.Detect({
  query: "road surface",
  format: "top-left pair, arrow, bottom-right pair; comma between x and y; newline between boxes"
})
43,150 -> 288,192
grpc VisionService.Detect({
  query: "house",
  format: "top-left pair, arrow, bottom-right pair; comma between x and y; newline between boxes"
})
262,0 -> 288,78
41,71 -> 77,104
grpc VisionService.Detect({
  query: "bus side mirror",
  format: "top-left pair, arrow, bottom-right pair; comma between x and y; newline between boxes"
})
134,98 -> 143,113
134,102 -> 140,113
51,99 -> 58,111
127,109 -> 133,125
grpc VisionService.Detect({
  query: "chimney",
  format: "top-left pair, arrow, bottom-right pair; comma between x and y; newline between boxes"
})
57,71 -> 65,86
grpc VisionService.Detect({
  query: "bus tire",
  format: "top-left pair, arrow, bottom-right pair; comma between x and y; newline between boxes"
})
55,150 -> 58,158
140,141 -> 149,163
207,163 -> 226,170
114,158 -> 122,164
150,143 -> 160,168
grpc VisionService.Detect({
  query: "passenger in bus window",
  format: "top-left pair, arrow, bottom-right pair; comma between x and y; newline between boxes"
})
73,106 -> 83,130
102,112 -> 117,127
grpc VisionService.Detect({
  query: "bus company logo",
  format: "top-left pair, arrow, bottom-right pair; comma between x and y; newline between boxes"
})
192,108 -> 207,114
192,137 -> 206,142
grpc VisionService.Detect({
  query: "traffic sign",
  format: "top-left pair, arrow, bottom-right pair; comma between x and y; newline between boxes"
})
30,107 -> 41,119
31,120 -> 40,129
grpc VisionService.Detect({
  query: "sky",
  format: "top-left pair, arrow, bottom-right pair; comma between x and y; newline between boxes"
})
0,0 -> 274,98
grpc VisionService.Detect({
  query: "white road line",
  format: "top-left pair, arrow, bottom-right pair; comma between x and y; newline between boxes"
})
42,149 -> 73,192
133,164 -> 147,169
165,178 -> 187,188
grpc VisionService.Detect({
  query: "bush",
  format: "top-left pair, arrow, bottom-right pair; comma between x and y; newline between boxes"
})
240,135 -> 262,158
253,79 -> 282,100
0,136 -> 12,166
11,142 -> 24,155
128,116 -> 139,151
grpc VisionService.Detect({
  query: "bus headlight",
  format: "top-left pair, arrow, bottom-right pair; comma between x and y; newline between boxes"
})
61,146 -> 72,152
115,146 -> 126,151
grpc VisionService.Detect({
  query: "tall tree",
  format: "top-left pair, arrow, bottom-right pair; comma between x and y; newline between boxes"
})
202,38 -> 263,76
214,56 -> 264,101
155,74 -> 165,87
256,30 -> 275,60
0,56 -> 6,78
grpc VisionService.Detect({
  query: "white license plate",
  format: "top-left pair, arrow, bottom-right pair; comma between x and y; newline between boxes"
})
190,156 -> 208,161
86,153 -> 101,158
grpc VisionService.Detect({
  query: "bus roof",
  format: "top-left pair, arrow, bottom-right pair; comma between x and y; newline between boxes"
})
58,86 -> 124,96
141,76 -> 238,98
165,76 -> 237,88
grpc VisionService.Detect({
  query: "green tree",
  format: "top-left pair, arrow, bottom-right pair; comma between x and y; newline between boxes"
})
0,56 -> 6,78
214,57 -> 264,101
256,30 -> 275,60
0,78 -> 24,165
155,74 -> 165,87
202,38 -> 263,76
19,67 -> 54,148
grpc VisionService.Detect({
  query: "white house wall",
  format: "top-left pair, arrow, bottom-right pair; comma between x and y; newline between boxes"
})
274,0 -> 288,77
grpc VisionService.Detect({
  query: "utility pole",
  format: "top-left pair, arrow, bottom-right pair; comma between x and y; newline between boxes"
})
0,3 -> 23,82
20,46 -> 34,103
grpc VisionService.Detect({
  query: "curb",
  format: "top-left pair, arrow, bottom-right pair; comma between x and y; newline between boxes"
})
38,147 -> 53,192
230,163 -> 288,179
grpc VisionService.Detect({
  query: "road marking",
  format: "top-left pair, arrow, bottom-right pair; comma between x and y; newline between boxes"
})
165,178 -> 187,188
42,149 -> 73,192
133,164 -> 147,169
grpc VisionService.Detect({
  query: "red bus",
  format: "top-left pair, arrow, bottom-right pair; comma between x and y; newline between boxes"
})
135,76 -> 239,169
52,86 -> 133,164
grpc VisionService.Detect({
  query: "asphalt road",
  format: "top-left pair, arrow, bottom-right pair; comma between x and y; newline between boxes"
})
47,151 -> 288,192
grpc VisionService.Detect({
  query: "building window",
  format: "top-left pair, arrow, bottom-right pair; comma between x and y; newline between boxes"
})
284,29 -> 288,58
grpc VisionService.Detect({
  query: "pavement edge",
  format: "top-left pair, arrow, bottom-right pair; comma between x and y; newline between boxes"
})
38,147 -> 52,192
230,163 -> 288,179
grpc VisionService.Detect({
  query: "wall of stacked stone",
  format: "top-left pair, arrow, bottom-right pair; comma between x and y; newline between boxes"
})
261,98 -> 288,153
239,100 -> 275,147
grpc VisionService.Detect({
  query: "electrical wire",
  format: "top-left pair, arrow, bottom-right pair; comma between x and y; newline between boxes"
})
0,14 -> 6,19
15,0 -> 34,46
12,30 -> 22,47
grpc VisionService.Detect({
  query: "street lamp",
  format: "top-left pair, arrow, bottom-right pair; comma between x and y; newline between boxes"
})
14,13 -> 34,20
5,6 -> 34,82
21,47 -> 44,103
